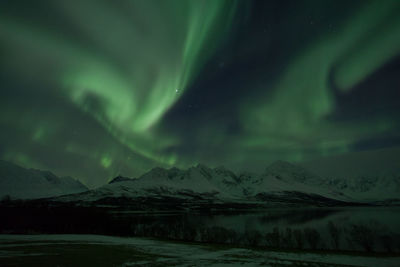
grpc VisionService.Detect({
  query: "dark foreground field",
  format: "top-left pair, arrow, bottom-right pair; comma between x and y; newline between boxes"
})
1,235 -> 400,267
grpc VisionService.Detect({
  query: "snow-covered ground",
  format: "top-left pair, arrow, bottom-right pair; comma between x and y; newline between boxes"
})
0,234 -> 399,267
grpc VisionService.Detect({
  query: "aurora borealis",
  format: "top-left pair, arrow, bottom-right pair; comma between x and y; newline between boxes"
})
1,0 -> 399,187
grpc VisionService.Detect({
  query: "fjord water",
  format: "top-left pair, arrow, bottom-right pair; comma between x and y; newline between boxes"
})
112,206 -> 400,252
1,205 -> 399,253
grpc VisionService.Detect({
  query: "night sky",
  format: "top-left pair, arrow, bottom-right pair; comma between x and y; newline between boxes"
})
1,0 -> 400,187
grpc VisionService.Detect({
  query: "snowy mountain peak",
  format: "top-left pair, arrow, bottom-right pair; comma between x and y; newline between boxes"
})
190,164 -> 213,180
214,166 -> 238,180
194,163 -> 213,173
109,175 -> 132,184
55,161 -> 399,203
140,166 -> 187,181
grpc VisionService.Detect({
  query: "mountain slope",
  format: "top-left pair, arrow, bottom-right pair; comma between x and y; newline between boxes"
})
325,173 -> 400,201
3,159 -> 395,205
264,160 -> 324,185
75,165 -> 241,202
61,162 -> 353,206
259,161 -> 350,201
0,160 -> 88,199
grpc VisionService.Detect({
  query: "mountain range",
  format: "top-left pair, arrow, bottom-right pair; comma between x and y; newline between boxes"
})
1,159 -> 399,205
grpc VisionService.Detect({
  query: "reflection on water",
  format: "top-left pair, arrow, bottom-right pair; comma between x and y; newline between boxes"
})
1,204 -> 399,253
113,207 -> 400,252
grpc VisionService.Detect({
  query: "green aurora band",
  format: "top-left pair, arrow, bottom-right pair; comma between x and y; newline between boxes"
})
241,0 -> 400,160
0,0 -> 399,186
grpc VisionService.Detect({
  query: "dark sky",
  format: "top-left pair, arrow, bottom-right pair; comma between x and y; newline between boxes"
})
1,0 -> 400,187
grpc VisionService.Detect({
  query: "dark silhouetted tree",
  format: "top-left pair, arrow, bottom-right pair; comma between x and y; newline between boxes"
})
349,224 -> 374,252
266,227 -> 280,247
304,228 -> 321,250
245,229 -> 262,246
293,229 -> 304,249
328,221 -> 341,250
381,235 -> 393,253
282,227 -> 293,248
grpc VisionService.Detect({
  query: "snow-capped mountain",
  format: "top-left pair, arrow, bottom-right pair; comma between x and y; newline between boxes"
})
0,160 -> 88,200
258,161 -> 350,201
54,160 -> 398,205
75,164 -> 243,202
61,161 -> 352,205
261,161 -> 400,202
324,173 -> 400,202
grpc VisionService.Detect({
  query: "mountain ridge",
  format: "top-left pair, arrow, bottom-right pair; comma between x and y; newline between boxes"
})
0,160 -> 88,200
2,159 -> 398,204
60,160 -> 349,205
97,160 -> 398,204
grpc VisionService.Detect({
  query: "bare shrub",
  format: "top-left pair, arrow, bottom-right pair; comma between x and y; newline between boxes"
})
265,227 -> 280,247
328,221 -> 341,250
380,235 -> 393,253
304,228 -> 321,250
349,224 -> 374,252
282,227 -> 293,248
245,229 -> 262,246
293,229 -> 304,249
200,226 -> 234,243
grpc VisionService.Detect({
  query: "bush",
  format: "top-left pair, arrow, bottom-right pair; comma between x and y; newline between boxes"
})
200,226 -> 234,244
328,221 -> 341,250
265,227 -> 280,247
293,229 -> 304,249
381,235 -> 394,253
244,229 -> 262,246
304,228 -> 321,250
348,224 -> 374,252
281,228 -> 293,248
